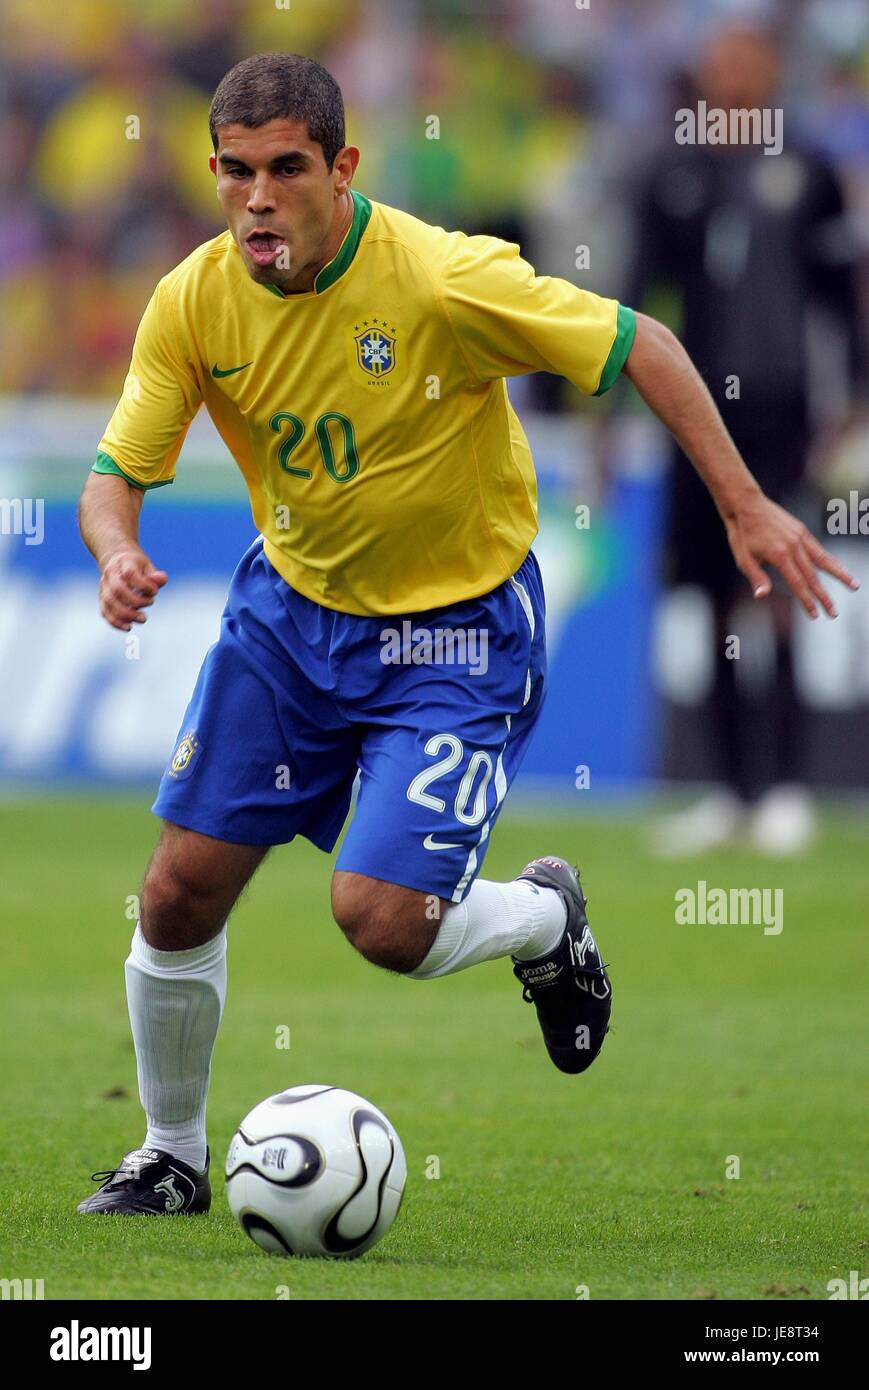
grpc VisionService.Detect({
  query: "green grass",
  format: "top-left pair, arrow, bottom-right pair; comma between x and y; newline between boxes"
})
1,794 -> 866,1300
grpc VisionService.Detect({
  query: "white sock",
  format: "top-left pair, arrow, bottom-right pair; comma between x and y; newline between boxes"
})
407,878 -> 567,980
124,923 -> 227,1172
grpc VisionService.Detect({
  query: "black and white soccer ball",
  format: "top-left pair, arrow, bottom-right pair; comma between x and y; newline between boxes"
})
225,1084 -> 407,1258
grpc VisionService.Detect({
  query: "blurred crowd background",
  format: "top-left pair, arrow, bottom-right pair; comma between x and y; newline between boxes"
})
1,0 -> 867,835
2,0 -> 866,398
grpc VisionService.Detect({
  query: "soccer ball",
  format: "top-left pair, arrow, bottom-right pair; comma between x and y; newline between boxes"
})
225,1083 -> 407,1258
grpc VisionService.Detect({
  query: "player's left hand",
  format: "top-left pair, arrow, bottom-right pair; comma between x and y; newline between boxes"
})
723,491 -> 860,619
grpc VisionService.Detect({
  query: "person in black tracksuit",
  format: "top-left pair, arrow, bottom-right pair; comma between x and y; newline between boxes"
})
629,19 -> 863,846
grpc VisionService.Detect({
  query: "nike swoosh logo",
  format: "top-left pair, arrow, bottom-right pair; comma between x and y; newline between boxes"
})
212,361 -> 253,378
423,834 -> 462,851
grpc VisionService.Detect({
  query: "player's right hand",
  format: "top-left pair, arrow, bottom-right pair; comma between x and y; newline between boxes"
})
99,548 -> 168,631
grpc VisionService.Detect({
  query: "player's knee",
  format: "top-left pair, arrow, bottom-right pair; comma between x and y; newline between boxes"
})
331,874 -> 437,974
331,877 -> 388,959
140,857 -> 216,948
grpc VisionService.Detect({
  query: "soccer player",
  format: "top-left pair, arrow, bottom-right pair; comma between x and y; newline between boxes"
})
77,53 -> 857,1215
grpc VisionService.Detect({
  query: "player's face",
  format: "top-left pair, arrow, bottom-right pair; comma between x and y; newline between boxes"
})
210,118 -> 357,292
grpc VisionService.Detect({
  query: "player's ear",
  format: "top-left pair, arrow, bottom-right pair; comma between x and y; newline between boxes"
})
333,145 -> 360,193
209,154 -> 217,176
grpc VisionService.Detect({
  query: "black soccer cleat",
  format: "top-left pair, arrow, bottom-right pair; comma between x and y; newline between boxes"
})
512,856 -> 612,1074
76,1146 -> 211,1215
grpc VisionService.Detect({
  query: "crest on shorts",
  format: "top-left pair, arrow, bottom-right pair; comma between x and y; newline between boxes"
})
167,730 -> 200,779
354,319 -> 396,378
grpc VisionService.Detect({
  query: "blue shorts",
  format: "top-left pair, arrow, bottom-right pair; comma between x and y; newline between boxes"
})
153,538 -> 547,903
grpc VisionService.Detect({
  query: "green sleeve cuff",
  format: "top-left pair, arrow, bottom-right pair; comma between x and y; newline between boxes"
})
92,450 -> 174,491
594,304 -> 637,396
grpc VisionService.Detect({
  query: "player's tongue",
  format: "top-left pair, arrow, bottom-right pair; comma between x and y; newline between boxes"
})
247,231 -> 285,267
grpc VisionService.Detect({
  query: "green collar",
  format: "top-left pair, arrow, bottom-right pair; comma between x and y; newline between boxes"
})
262,189 -> 372,299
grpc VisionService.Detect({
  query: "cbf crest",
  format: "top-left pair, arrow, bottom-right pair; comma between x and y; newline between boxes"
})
167,730 -> 200,780
353,317 -> 397,381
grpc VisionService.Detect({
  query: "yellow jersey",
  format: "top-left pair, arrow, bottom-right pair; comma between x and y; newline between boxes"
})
94,189 -> 635,615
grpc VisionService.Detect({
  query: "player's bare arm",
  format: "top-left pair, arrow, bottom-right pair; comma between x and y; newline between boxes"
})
78,471 -> 168,631
622,310 -> 859,619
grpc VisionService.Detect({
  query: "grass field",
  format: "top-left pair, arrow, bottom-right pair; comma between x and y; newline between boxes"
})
1,793 -> 866,1301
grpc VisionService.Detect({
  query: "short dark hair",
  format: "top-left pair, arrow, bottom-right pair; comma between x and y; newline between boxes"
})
209,53 -> 345,169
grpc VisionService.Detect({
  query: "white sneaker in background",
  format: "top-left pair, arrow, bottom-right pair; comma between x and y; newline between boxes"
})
648,788 -> 745,858
748,783 -> 818,857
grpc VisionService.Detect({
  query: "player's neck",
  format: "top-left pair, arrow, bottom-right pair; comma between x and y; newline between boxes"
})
277,191 -> 355,297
